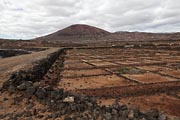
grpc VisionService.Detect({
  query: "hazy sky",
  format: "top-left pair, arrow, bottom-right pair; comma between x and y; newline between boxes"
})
0,0 -> 180,39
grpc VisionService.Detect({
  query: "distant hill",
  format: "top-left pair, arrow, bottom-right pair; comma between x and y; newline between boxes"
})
109,31 -> 180,41
54,24 -> 110,36
1,24 -> 180,48
35,24 -> 180,44
35,24 -> 111,42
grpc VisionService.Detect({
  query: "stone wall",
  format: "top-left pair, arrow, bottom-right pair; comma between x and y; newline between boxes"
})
2,48 -> 65,91
0,49 -> 30,58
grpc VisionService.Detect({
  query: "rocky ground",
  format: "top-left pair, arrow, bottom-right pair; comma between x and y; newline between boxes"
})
1,82 -> 178,120
0,47 -> 179,120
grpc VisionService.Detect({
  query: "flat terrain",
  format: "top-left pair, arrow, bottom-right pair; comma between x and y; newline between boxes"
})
0,41 -> 180,119
57,47 -> 180,116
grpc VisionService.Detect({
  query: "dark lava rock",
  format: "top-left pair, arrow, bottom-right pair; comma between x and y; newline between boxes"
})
3,97 -> 8,101
8,85 -> 16,93
87,102 -> 93,108
17,81 -> 33,91
35,88 -> 47,99
46,114 -> 53,119
0,85 -> 2,91
112,108 -> 118,115
158,113 -> 167,120
145,109 -> 159,120
129,106 -> 141,118
120,104 -> 128,111
33,109 -> 38,116
15,112 -> 24,118
104,112 -> 112,120
37,114 -> 44,119
58,88 -> 64,96
26,86 -> 36,97
47,90 -> 59,99
0,114 -> 5,119
40,109 -> 46,113
121,110 -> 129,118
64,116 -> 73,120
128,110 -> 135,119
24,111 -> 32,117
44,85 -> 54,91
52,112 -> 59,119
33,82 -> 40,88
26,103 -> 34,110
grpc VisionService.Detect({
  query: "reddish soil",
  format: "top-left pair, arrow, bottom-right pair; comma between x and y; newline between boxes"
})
59,47 -> 180,117
62,69 -> 109,78
59,75 -> 135,90
178,92 -> 180,97
63,62 -> 93,69
63,59 -> 82,64
89,61 -> 117,67
97,94 -> 180,116
123,73 -> 176,84
136,66 -> 167,72
141,60 -> 161,64
115,60 -> 141,65
74,81 -> 180,98
0,92 -> 65,120
120,94 -> 180,116
84,59 -> 102,62
160,69 -> 180,78
65,56 -> 90,60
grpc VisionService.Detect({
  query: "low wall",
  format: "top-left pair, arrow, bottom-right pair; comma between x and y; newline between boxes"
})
0,49 -> 30,58
75,81 -> 180,98
2,48 -> 65,90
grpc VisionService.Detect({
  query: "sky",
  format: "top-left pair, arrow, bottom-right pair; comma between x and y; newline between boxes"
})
0,0 -> 180,39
